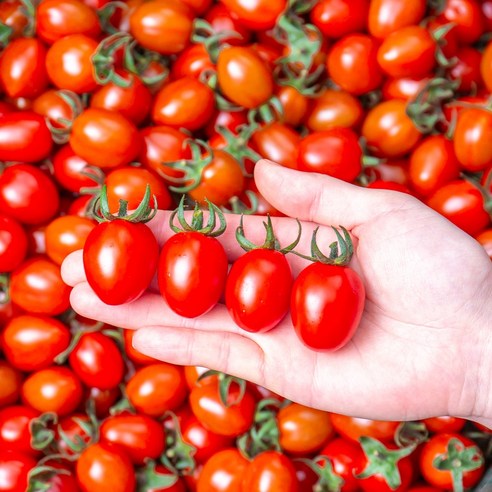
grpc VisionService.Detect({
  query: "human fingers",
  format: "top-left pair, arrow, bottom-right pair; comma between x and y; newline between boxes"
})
61,250 -> 85,287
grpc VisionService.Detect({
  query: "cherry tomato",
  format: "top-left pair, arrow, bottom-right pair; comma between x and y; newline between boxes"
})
190,378 -> 255,437
52,144 -> 94,193
2,314 -> 70,371
448,47 -> 483,93
159,231 -> 228,318
382,76 -> 429,101
55,413 -> 94,457
0,1 -> 28,40
220,0 -> 286,30
476,228 -> 492,259
100,414 -> 166,465
152,77 -> 215,131
130,0 -> 193,54
70,108 -> 141,169
368,0 -> 426,39
0,215 -> 27,272
0,450 -> 36,492
32,89 -> 75,129
422,416 -> 466,434
481,41 -> 492,93
437,0 -> 484,45
21,366 -> 83,417
45,34 -> 99,93
0,361 -> 22,408
217,46 -> 273,109
76,442 -> 136,492
419,433 -> 484,490
204,4 -> 252,45
327,34 -> 383,95
330,414 -> 399,443
0,406 -> 40,457
297,128 -> 362,182
427,180 -> 490,236
226,248 -> 293,333
68,331 -> 125,390
362,100 -> 421,158
0,38 -> 49,99
409,135 -> 460,197
276,85 -> 308,128
126,363 -> 188,417
171,44 -> 215,80
0,112 -> 53,163
123,329 -> 158,365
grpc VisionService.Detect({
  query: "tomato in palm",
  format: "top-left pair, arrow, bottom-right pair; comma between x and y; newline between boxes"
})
242,451 -> 297,492
481,41 -> 492,93
70,108 -> 141,169
100,414 -> 166,465
2,314 -> 70,371
197,448 -> 248,491
330,414 -> 399,443
76,442 -> 135,492
427,180 -> 490,236
327,34 -> 383,95
297,128 -> 362,182
130,0 -> 193,54
36,0 -> 101,44
422,416 -> 466,434
0,215 -> 27,272
21,366 -> 83,416
409,135 -> 460,197
0,406 -> 40,457
310,0 -> 368,38
217,46 -> 273,109
437,0 -> 484,45
476,228 -> 492,259
368,0 -> 426,38
68,332 -> 125,390
152,77 -> 214,131
0,38 -> 49,99
0,112 -> 53,163
52,144 -> 94,193
419,433 -> 484,490
45,34 -> 98,93
0,362 -> 22,408
0,451 -> 36,492
453,108 -> 492,172
362,100 -> 421,158
220,0 -> 286,30
126,363 -> 188,417
190,378 -> 255,437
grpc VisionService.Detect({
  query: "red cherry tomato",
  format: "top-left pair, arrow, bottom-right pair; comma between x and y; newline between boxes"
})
0,450 -> 36,492
0,215 -> 28,272
0,362 -> 22,408
369,0 -> 426,39
52,144 -> 94,193
219,0 -> 286,30
0,406 -> 40,457
422,416 -> 466,434
330,414 -> 399,443
437,0 -> 484,45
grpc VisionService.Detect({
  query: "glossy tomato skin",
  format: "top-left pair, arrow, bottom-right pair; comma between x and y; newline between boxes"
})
126,363 -> 188,417
0,38 -> 49,99
159,232 -> 228,318
171,44 -> 214,80
0,362 -> 22,408
276,86 -> 308,128
327,34 -> 383,95
369,0 -> 426,38
52,144 -> 94,193
70,108 -> 141,169
453,108 -> 492,172
419,433 -> 484,490
448,47 -> 483,93
437,0 -> 484,45
190,379 -> 256,437
427,180 -> 490,236
422,416 -> 466,434
197,448 -> 248,492
482,41 -> 492,93
32,89 -> 74,129
0,1 -> 28,40
0,406 -> 40,457
310,0 -> 368,38
409,135 -> 460,198
68,332 -> 125,390
297,129 -> 362,182
21,366 -> 83,417
84,220 -> 158,305
55,413 -> 93,457
130,0 -> 193,54
2,315 -> 70,371
0,450 -> 36,492
217,46 -> 273,109
330,414 -> 399,443
10,256 -> 70,315
291,263 -> 365,351
382,76 -> 429,101
220,0 -> 286,30
0,112 -> 53,162
0,215 -> 27,272
76,442 -> 136,492
225,249 -> 293,333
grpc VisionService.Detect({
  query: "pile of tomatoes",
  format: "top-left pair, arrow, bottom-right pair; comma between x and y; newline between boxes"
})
0,0 -> 491,490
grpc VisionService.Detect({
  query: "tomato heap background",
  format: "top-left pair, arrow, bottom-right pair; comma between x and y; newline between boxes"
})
0,0 -> 491,490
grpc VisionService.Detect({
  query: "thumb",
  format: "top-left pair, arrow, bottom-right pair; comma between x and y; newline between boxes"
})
254,159 -> 413,228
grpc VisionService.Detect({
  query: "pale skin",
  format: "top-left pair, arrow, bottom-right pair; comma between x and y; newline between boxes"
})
62,159 -> 492,428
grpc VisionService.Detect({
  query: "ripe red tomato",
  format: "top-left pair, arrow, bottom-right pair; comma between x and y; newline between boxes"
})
152,77 -> 215,131
171,44 -> 214,80
197,448 -> 248,491
448,47 -> 483,93
276,86 -> 308,128
297,128 -> 362,182
476,228 -> 492,259
437,0 -> 484,45
204,3 -> 252,46
45,34 -> 99,93
427,180 -> 490,236
422,416 -> 466,434
382,76 -> 429,101
190,378 -> 256,437
21,366 -> 83,416
68,332 -> 125,390
0,215 -> 27,272
220,0 -> 286,30
2,314 -> 70,371
330,414 -> 399,443
419,433 -> 484,490
327,34 -> 383,95
0,362 -> 22,408
0,112 -> 53,163
226,248 -> 293,333
0,1 -> 28,40
0,38 -> 49,99
76,442 -> 136,492
70,108 -> 141,169
32,89 -> 74,129
217,46 -> 273,108
55,413 -> 94,457
408,135 -> 460,197
0,406 -> 40,457
159,231 -> 228,318
130,0 -> 193,54
481,41 -> 492,93
0,450 -> 36,492
52,144 -> 94,193
126,363 -> 188,417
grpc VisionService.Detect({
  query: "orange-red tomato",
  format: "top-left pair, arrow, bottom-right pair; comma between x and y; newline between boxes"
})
0,1 -> 28,40
0,361 -> 22,408
476,229 -> 492,259
382,76 -> 430,101
276,85 -> 308,128
197,448 -> 248,491
330,413 -> 400,443
32,89 -> 75,129
369,0 -> 426,39
171,44 -> 215,80
123,330 -> 158,365
220,0 -> 286,30
481,41 -> 492,93
437,0 -> 484,45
